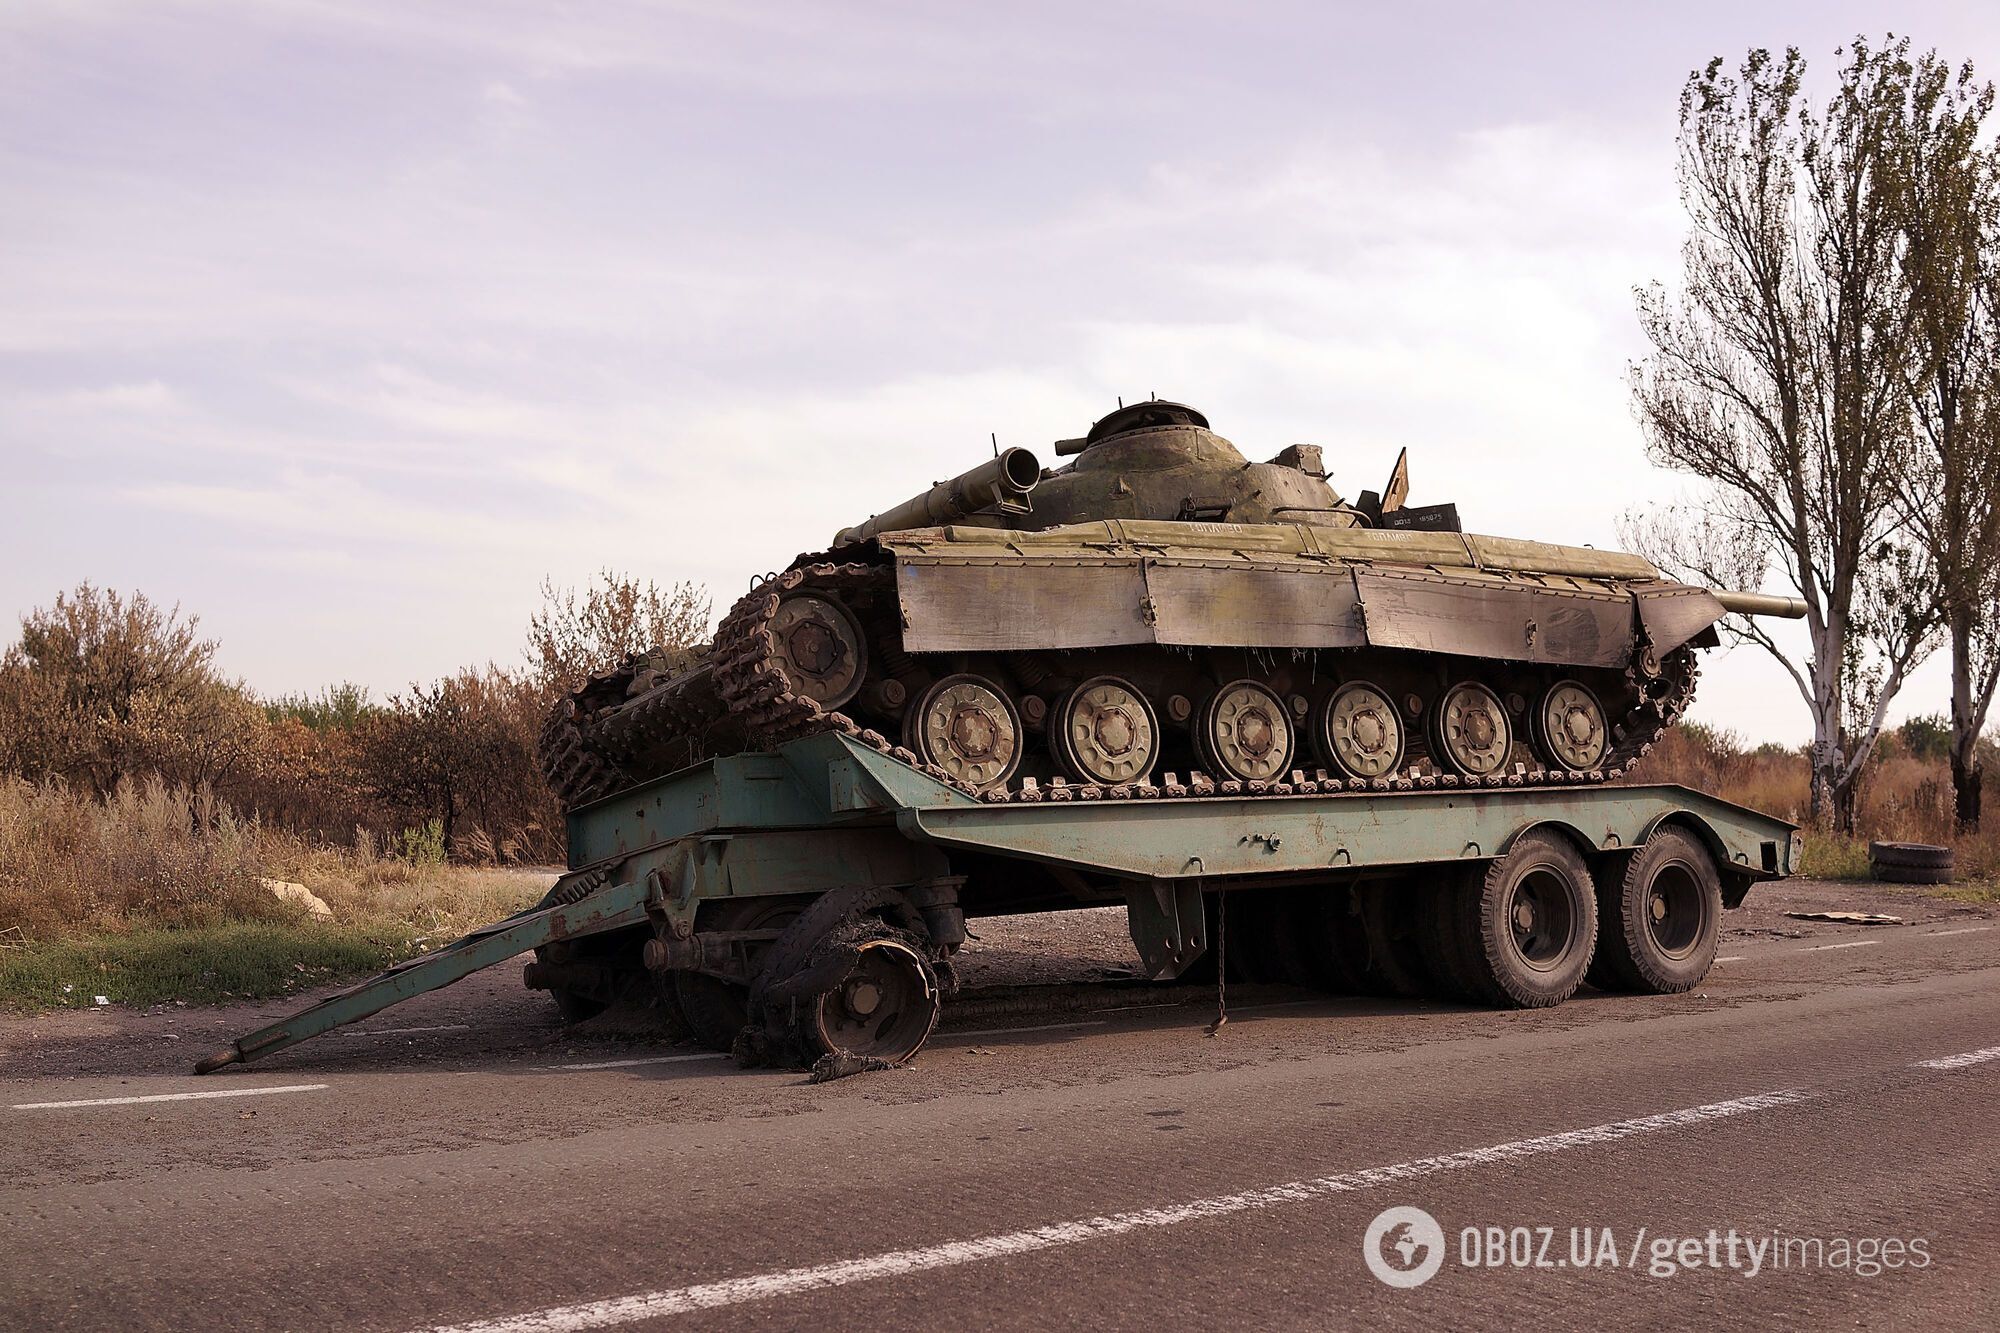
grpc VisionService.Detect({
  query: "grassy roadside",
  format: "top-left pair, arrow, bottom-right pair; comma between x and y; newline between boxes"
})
0,776 -> 556,1010
0,922 -> 424,1010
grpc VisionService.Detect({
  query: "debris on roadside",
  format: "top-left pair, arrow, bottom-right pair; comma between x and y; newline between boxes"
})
1785,911 -> 1902,925
807,1052 -> 905,1083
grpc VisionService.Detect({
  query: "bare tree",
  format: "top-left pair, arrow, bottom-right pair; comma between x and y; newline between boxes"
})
524,570 -> 711,695
1629,41 -> 1942,829
1888,52 -> 2000,829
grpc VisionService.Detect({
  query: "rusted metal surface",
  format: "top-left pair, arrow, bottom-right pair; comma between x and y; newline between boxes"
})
1353,568 -> 1635,667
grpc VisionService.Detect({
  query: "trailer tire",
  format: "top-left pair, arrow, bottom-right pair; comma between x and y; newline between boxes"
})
1591,827 -> 1721,994
1868,841 -> 1952,870
1354,879 -> 1431,998
1460,830 -> 1597,1007
1417,871 -> 1482,1003
1872,862 -> 1955,885
674,897 -> 807,1051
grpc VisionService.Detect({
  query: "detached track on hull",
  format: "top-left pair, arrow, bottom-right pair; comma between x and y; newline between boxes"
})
544,557 -> 1701,809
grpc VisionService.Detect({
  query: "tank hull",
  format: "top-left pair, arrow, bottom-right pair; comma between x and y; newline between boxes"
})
543,519 -> 1716,807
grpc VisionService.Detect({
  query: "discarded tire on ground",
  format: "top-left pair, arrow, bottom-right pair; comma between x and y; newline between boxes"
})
1869,842 -> 1954,884
1590,826 -> 1721,993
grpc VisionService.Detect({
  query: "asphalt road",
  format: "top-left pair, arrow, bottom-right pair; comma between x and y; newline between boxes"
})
5,878 -> 1999,1331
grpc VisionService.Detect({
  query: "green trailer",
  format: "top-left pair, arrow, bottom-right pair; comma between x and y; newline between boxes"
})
195,731 -> 1799,1075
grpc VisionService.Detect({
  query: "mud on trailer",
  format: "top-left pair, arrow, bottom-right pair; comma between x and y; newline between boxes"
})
196,731 -> 1800,1074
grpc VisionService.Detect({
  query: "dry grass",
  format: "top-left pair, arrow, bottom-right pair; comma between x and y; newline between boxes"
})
1626,723 -> 2000,883
0,776 -> 551,1008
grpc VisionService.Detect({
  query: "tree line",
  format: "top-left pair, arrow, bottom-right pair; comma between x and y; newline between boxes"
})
0,576 -> 708,863
1630,35 -> 2000,831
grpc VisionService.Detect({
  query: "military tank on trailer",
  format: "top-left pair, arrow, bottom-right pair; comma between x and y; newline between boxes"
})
539,401 -> 1802,809
193,403 -> 1809,1073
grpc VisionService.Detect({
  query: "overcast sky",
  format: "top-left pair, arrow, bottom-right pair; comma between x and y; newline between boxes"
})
4,1 -> 1996,741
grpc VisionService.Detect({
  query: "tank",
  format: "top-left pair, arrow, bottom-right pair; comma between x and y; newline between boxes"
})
539,401 -> 1804,807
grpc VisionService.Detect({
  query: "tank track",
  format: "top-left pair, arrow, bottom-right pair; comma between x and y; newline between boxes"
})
637,558 -> 1704,806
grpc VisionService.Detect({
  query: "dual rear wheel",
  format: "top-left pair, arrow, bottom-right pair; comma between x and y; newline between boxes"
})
1203,824 -> 1722,1007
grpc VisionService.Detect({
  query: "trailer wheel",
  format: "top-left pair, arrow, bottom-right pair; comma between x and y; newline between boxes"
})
1352,879 -> 1432,998
674,898 -> 803,1051
1591,827 -> 1721,994
797,927 -> 942,1064
1416,873 -> 1481,1003
1459,831 -> 1597,1007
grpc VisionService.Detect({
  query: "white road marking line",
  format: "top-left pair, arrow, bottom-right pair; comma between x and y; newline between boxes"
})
943,1020 -> 1109,1041
1804,940 -> 1882,951
420,1088 -> 1812,1333
1915,1045 -> 2000,1071
345,1024 -> 471,1037
1713,956 -> 1746,963
542,1053 -> 731,1072
1925,927 -> 1992,938
11,1084 -> 328,1111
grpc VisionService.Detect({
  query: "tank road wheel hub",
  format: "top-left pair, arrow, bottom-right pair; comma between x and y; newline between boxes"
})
770,593 -> 867,709
1318,682 -> 1406,779
1200,680 -> 1295,783
913,674 -> 1023,791
1057,676 -> 1160,784
1433,680 -> 1512,777
810,937 -> 941,1063
1535,680 -> 1609,771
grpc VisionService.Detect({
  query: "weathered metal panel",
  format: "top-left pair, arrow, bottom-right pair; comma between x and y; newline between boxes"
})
895,556 -> 1151,652
567,751 -> 835,867
1143,561 -> 1366,648
894,776 -> 1799,883
1354,568 -> 1635,667
1635,585 -> 1727,653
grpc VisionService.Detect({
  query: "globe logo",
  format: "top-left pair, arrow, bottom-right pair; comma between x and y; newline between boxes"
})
1362,1206 -> 1446,1288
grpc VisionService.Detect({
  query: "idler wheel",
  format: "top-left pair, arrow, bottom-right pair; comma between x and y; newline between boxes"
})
1197,680 -> 1295,783
804,933 -> 941,1064
911,673 -> 1023,791
1054,675 -> 1160,784
769,593 -> 867,709
1534,679 -> 1609,771
1432,680 -> 1512,778
1316,682 -> 1406,780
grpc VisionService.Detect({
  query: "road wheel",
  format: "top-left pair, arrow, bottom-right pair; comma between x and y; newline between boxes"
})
1532,679 -> 1609,771
1460,830 -> 1597,1007
909,673 -> 1024,791
1432,681 -> 1513,778
1198,680 -> 1296,783
1591,827 -> 1721,993
1053,676 -> 1160,785
1316,682 -> 1406,781
673,898 -> 802,1051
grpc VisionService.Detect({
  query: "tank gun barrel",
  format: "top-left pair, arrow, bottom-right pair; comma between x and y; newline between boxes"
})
1712,590 -> 1808,619
833,447 -> 1043,547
